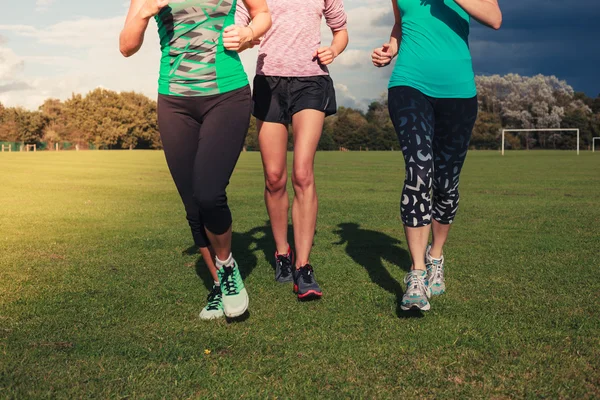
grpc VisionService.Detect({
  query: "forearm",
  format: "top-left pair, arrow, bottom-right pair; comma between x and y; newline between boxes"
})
120,12 -> 151,57
247,11 -> 271,39
329,29 -> 348,57
388,22 -> 401,57
453,0 -> 502,29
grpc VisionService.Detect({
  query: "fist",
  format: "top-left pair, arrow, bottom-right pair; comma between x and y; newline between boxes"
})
313,47 -> 337,66
140,0 -> 169,19
223,25 -> 252,51
371,43 -> 393,67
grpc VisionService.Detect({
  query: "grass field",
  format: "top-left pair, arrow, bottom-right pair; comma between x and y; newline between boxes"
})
1,150 -> 599,398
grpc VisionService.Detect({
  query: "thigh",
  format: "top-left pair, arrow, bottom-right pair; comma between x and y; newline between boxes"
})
388,86 -> 435,167
194,86 -> 252,190
253,75 -> 290,124
432,97 -> 478,184
291,109 -> 325,172
157,95 -> 201,195
258,120 -> 289,178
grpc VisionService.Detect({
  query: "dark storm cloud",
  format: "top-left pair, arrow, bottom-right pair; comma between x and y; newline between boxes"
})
372,0 -> 600,96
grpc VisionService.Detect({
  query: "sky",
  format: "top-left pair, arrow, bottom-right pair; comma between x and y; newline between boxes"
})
0,0 -> 599,111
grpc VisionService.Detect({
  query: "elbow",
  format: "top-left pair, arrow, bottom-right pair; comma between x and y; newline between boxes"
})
120,47 -> 133,58
119,33 -> 137,57
491,14 -> 502,30
119,42 -> 136,58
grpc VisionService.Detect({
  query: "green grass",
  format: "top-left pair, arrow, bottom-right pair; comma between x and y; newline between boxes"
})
1,150 -> 599,399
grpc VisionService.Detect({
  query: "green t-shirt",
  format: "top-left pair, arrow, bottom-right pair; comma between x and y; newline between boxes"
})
389,0 -> 476,98
155,0 -> 248,96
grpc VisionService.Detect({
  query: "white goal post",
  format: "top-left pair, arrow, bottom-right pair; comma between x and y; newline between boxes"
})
501,129 -> 580,156
593,137 -> 600,152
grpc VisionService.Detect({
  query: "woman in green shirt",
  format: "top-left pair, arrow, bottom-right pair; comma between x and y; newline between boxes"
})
120,0 -> 271,320
371,0 -> 501,312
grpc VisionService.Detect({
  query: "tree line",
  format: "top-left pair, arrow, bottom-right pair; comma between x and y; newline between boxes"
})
1,74 -> 599,151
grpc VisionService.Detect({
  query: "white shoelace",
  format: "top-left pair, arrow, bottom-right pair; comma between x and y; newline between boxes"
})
404,272 -> 428,296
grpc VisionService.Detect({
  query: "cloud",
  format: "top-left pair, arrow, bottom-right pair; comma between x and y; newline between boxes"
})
35,0 -> 55,12
336,49 -> 369,69
0,43 -> 25,81
335,83 -> 368,110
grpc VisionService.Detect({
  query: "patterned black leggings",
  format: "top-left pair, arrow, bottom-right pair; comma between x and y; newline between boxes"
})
388,86 -> 478,228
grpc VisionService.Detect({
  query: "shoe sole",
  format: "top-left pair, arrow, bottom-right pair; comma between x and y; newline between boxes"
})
401,303 -> 431,311
293,284 -> 322,299
223,289 -> 249,318
199,311 -> 225,320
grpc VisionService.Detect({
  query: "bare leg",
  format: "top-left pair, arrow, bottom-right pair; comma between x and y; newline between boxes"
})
404,225 -> 431,271
291,109 -> 324,268
258,120 -> 290,255
430,220 -> 450,259
205,226 -> 232,262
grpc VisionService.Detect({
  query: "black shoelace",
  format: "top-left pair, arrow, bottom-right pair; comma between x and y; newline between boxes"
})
299,264 -> 315,284
277,254 -> 293,278
206,286 -> 222,310
221,266 -> 237,296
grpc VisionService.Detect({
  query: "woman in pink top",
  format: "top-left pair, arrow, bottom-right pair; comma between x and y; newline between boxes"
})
237,0 -> 348,299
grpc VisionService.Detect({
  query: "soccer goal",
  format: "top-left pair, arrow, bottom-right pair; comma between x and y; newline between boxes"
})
25,144 -> 37,152
593,137 -> 600,152
501,129 -> 580,156
1,144 -> 11,152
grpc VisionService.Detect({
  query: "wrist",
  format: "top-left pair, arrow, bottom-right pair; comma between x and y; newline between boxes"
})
244,26 -> 255,43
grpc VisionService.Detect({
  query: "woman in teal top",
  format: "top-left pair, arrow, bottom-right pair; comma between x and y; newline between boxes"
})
120,0 -> 271,320
371,0 -> 501,312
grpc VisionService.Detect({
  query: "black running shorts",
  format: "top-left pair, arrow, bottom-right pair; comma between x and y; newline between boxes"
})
252,75 -> 337,124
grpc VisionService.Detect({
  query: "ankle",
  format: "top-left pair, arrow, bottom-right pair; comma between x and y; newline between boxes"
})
276,244 -> 291,256
215,253 -> 233,268
429,246 -> 443,259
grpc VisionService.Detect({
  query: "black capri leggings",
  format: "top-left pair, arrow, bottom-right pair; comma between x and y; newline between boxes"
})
388,86 -> 478,228
157,85 -> 251,247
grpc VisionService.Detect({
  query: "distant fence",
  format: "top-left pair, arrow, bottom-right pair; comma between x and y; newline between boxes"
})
0,142 -> 102,152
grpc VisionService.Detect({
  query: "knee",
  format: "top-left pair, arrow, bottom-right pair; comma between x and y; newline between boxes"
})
433,179 -> 459,203
292,166 -> 314,192
265,169 -> 287,194
405,165 -> 432,193
194,190 -> 226,212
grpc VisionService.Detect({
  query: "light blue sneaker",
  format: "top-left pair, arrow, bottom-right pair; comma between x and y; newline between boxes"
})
425,245 -> 446,296
401,270 -> 431,311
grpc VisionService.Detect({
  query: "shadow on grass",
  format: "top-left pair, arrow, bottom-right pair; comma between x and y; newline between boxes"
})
245,220 -> 296,273
191,230 -> 263,290
334,222 -> 423,318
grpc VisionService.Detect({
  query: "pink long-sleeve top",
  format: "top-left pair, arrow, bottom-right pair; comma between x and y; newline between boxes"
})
236,0 -> 347,77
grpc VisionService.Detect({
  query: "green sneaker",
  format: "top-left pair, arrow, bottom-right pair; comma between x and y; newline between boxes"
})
425,245 -> 446,296
199,285 -> 224,320
217,260 -> 249,318
401,270 -> 431,311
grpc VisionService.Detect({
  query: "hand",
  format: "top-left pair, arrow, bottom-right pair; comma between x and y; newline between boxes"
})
313,47 -> 337,66
223,26 -> 253,51
139,0 -> 169,19
249,37 -> 263,48
371,43 -> 393,67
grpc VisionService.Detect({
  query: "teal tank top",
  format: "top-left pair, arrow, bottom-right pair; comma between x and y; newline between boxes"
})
389,0 -> 476,98
155,0 -> 248,96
